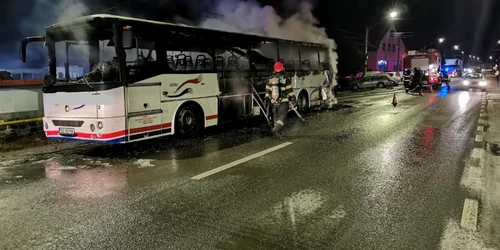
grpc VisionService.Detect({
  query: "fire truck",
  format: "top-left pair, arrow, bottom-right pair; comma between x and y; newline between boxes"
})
403,49 -> 442,89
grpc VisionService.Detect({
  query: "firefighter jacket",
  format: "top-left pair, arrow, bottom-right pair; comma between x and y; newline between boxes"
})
402,74 -> 411,82
266,72 -> 296,104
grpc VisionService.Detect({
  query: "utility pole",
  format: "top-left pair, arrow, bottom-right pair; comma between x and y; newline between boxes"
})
397,36 -> 401,73
364,26 -> 369,76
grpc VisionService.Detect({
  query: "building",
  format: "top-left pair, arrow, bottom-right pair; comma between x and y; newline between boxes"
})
0,66 -> 85,80
367,24 -> 406,73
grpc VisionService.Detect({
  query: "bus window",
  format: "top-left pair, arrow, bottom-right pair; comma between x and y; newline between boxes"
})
165,46 -> 213,72
167,56 -> 175,69
215,56 -> 225,70
227,56 -> 238,70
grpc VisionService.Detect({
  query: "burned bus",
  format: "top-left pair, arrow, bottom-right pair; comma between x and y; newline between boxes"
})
20,14 -> 334,144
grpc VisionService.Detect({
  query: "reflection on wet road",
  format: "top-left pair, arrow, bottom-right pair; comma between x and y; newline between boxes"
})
0,87 -> 483,249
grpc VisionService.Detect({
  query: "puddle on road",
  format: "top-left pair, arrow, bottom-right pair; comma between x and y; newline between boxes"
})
0,153 -> 123,184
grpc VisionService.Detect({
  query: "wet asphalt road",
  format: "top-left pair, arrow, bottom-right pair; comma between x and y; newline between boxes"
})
0,83 -> 484,250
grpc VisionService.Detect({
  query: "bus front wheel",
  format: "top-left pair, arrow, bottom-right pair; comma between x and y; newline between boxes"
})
174,103 -> 204,139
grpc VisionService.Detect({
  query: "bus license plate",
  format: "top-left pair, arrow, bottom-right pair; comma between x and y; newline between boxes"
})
59,127 -> 75,136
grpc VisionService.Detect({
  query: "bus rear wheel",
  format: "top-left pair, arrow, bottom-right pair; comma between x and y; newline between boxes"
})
297,91 -> 309,112
174,103 -> 203,139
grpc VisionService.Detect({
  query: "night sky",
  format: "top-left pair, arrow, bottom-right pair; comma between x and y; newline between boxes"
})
2,0 -> 500,75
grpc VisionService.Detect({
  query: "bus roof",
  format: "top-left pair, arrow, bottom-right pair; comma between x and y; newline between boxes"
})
46,14 -> 329,49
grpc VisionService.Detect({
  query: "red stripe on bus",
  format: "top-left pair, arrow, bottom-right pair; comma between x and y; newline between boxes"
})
206,115 -> 218,120
45,122 -> 173,138
129,122 -> 172,134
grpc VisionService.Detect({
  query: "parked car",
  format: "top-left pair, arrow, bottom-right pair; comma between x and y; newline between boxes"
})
383,72 -> 403,83
350,74 -> 397,90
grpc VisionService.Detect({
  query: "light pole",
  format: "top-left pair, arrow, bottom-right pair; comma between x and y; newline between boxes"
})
438,38 -> 446,58
364,11 -> 398,75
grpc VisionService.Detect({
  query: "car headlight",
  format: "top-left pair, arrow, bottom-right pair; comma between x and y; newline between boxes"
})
463,80 -> 470,85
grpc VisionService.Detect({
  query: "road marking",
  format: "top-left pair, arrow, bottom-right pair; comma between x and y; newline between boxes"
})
475,134 -> 484,142
460,198 -> 478,230
480,113 -> 487,118
471,148 -> 484,159
479,119 -> 487,125
191,142 -> 293,180
477,126 -> 484,132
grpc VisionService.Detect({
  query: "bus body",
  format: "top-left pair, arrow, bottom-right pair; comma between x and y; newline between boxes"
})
20,14 -> 335,144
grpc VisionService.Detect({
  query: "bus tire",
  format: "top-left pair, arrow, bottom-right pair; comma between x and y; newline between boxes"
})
174,102 -> 204,140
297,91 -> 309,112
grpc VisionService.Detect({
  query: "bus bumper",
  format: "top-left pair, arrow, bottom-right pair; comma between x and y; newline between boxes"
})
43,117 -> 127,144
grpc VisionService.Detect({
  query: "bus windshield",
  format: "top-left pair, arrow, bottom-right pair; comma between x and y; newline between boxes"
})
44,25 -> 119,86
52,39 -> 117,83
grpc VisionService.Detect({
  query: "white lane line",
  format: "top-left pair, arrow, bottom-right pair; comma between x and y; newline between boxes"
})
478,119 -> 487,125
477,126 -> 484,132
475,134 -> 484,142
471,148 -> 484,159
480,113 -> 487,118
191,142 -> 293,180
460,198 -> 479,230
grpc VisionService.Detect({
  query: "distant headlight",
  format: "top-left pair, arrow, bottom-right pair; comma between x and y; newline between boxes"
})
479,81 -> 487,86
463,80 -> 470,85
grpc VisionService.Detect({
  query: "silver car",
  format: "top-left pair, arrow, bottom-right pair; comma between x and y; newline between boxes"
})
461,73 -> 487,91
350,74 -> 397,90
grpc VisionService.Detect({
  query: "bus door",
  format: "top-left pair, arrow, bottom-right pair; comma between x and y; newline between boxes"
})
126,82 -> 163,141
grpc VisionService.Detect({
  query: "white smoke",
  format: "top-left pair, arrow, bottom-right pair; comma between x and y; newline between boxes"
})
199,0 -> 338,79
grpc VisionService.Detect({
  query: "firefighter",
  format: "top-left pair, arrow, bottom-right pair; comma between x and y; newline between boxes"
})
403,68 -> 412,93
409,67 -> 423,96
265,61 -> 296,137
441,69 -> 450,90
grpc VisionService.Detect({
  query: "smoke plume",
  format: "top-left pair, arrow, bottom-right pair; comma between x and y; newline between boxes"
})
4,0 -> 338,82
199,0 -> 338,77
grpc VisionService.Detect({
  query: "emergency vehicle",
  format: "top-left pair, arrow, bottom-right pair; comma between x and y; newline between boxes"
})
403,49 -> 442,89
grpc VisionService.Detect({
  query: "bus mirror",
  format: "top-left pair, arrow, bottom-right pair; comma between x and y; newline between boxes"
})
122,30 -> 133,49
19,36 -> 45,63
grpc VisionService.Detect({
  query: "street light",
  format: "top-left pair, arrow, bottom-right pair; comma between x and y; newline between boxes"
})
497,40 -> 500,44
438,38 -> 445,43
454,45 -> 459,50
490,56 -> 493,60
364,11 -> 399,74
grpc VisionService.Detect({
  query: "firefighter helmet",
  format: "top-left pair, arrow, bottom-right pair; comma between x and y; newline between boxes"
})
273,61 -> 285,72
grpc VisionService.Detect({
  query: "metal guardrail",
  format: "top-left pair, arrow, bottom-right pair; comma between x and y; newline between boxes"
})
0,118 -> 43,127
0,80 -> 43,87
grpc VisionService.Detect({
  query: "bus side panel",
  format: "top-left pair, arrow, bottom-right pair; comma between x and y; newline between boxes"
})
199,97 -> 218,127
126,84 -> 164,142
162,97 -> 219,133
295,72 -> 324,107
